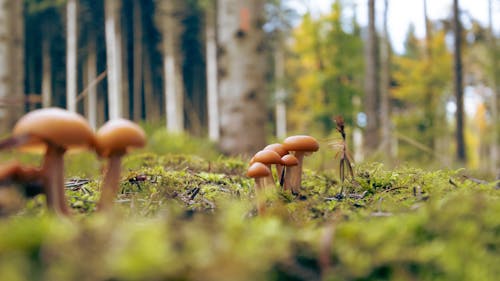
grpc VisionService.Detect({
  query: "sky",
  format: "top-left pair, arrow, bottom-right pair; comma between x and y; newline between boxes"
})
292,0 -> 499,54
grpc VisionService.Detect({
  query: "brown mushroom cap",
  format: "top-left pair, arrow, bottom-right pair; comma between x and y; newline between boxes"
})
96,118 -> 146,157
282,135 -> 319,152
13,107 -> 95,152
252,150 -> 283,165
281,154 -> 299,166
247,162 -> 271,178
263,143 -> 288,157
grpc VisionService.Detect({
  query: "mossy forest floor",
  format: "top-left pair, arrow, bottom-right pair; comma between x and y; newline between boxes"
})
0,142 -> 499,281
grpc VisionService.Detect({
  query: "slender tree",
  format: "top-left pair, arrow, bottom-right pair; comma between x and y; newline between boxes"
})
218,0 -> 267,155
487,0 -> 498,173
41,21 -> 52,108
379,0 -> 391,158
453,0 -> 466,162
105,0 -> 124,119
0,0 -> 24,133
156,0 -> 185,133
364,0 -> 380,153
66,0 -> 78,112
86,28 -> 98,130
204,0 -> 220,141
132,0 -> 143,122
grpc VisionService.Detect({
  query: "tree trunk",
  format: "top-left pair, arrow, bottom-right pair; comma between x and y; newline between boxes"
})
0,0 -> 24,133
105,0 -> 123,120
86,30 -> 98,130
143,43 -> 160,122
157,1 -> 185,133
42,29 -> 52,108
66,0 -> 78,113
217,0 -> 267,155
132,0 -> 143,122
487,0 -> 499,174
379,0 -> 391,158
364,0 -> 380,153
206,2 -> 220,141
274,35 -> 287,139
423,0 -> 436,155
453,0 -> 466,162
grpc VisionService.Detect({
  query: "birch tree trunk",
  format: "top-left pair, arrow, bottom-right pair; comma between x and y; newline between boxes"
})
453,0 -> 466,162
157,0 -> 185,133
0,0 -> 23,133
143,44 -> 160,122
364,0 -> 380,153
217,0 -> 267,155
206,1 -> 220,141
105,0 -> 123,119
66,0 -> 78,112
132,0 -> 143,122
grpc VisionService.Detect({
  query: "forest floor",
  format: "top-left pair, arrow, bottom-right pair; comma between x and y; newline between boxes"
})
0,134 -> 498,281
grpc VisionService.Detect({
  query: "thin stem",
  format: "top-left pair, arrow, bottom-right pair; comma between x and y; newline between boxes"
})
287,152 -> 305,194
42,145 -> 69,215
98,155 -> 122,211
255,178 -> 266,215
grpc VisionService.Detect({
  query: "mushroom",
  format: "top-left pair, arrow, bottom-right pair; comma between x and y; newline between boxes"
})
282,135 -> 319,195
95,118 -> 146,211
280,154 -> 298,191
246,162 -> 272,215
12,107 -> 96,215
251,150 -> 283,187
0,161 -> 43,198
263,143 -> 288,181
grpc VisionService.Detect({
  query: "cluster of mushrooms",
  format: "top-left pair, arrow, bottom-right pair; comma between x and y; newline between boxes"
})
246,135 -> 319,214
0,107 -> 146,216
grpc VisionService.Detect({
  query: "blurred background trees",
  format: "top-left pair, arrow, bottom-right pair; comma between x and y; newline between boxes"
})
0,0 -> 497,174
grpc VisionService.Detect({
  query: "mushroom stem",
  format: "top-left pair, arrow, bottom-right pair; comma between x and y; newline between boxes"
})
254,178 -> 266,215
97,154 -> 122,211
286,151 -> 305,194
263,164 -> 276,188
42,145 -> 70,215
276,164 -> 284,182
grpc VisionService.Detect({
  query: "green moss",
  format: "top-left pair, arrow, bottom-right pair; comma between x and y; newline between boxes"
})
0,151 -> 498,280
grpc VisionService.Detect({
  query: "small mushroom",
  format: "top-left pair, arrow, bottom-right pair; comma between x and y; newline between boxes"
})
282,135 -> 319,195
280,154 -> 298,191
246,162 -> 271,215
263,143 -> 289,181
251,150 -> 283,187
12,108 -> 96,215
0,161 -> 43,197
95,118 -> 146,211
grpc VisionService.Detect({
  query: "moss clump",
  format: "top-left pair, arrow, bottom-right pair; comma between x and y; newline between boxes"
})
0,152 -> 498,281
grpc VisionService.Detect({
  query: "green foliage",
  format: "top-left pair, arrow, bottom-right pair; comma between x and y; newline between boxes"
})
288,2 -> 364,134
0,149 -> 499,280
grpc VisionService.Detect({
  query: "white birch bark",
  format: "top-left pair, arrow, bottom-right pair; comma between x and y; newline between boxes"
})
217,0 -> 267,155
0,0 -> 24,132
206,3 -> 219,141
105,0 -> 123,119
157,0 -> 185,133
66,0 -> 78,112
